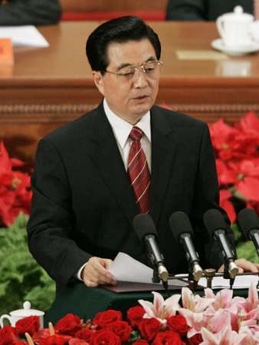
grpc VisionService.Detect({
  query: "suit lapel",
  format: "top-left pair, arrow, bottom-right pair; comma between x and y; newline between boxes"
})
88,104 -> 177,227
89,106 -> 138,225
149,107 -> 177,225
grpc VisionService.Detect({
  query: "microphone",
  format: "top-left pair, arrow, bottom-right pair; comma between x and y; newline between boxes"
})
238,208 -> 259,257
169,211 -> 204,282
133,214 -> 169,284
203,209 -> 238,280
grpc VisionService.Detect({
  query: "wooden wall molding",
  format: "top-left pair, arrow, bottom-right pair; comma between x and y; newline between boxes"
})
0,103 -> 258,123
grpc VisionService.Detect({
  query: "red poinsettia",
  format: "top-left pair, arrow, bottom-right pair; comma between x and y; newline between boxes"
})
0,141 -> 32,226
209,111 -> 259,223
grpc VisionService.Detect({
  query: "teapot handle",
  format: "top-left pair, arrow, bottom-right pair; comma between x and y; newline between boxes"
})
216,16 -> 225,39
0,314 -> 13,328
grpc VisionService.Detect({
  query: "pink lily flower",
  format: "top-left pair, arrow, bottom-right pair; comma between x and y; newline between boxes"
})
181,287 -> 215,313
138,291 -> 181,326
200,325 -> 247,345
236,325 -> 259,345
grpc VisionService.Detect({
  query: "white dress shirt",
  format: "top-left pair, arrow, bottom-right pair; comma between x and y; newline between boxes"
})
103,98 -> 151,170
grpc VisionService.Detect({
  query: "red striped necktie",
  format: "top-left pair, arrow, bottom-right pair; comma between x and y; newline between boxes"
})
127,126 -> 150,214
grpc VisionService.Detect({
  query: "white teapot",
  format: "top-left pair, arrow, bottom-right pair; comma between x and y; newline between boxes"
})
216,6 -> 254,47
0,301 -> 44,328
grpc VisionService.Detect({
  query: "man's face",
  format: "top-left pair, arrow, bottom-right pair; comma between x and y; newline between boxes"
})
93,39 -> 161,125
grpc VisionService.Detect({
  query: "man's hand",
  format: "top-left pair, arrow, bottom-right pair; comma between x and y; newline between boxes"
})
218,258 -> 259,274
82,257 -> 117,287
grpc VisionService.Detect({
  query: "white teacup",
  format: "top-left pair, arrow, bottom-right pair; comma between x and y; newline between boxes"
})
216,6 -> 254,47
0,301 -> 44,328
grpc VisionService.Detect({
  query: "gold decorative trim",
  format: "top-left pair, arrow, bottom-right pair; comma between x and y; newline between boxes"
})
0,103 -> 258,113
0,103 -> 258,123
0,104 -> 96,115
168,104 -> 259,113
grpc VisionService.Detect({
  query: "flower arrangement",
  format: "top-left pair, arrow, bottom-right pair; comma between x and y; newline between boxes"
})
209,111 -> 259,224
2,283 -> 259,345
0,142 -> 32,227
1,111 -> 259,228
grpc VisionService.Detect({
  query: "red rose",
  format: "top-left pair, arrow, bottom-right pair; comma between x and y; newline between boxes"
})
89,329 -> 121,345
75,328 -> 95,342
152,330 -> 184,345
69,339 -> 88,345
16,316 -> 40,336
92,310 -> 122,328
32,329 -> 54,344
0,325 -> 24,345
138,318 -> 161,341
55,314 -> 82,336
188,333 -> 203,345
106,321 -> 132,343
35,334 -> 72,345
127,306 -> 145,328
167,315 -> 189,336
132,340 -> 149,345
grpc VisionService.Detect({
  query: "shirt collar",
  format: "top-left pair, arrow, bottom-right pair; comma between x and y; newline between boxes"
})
103,98 -> 151,150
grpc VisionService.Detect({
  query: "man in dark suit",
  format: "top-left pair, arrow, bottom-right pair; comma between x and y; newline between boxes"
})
27,16 -> 258,312
166,0 -> 253,21
0,0 -> 62,26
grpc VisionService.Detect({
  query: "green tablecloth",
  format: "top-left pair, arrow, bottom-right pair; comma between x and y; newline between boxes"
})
44,281 -> 182,325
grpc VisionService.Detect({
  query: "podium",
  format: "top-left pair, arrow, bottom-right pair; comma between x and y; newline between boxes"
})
44,280 -> 189,325
44,276 -> 252,326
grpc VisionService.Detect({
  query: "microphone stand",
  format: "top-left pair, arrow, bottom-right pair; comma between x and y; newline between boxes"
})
151,267 -> 168,290
152,265 -> 160,284
149,254 -> 169,290
223,263 -> 234,289
204,268 -> 216,288
223,258 -> 238,289
188,261 -> 204,290
188,266 -> 198,290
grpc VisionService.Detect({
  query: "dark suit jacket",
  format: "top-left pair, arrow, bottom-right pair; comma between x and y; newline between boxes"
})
27,103 -> 231,288
166,0 -> 253,21
0,0 -> 62,26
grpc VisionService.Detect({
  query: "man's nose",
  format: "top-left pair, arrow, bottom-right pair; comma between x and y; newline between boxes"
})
133,68 -> 148,87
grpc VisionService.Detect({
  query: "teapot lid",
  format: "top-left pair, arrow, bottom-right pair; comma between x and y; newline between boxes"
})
10,301 -> 45,316
220,6 -> 254,21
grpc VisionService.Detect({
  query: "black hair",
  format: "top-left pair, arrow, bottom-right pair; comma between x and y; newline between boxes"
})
86,16 -> 161,74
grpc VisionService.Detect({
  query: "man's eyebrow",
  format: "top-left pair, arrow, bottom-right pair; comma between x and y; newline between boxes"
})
115,57 -> 157,71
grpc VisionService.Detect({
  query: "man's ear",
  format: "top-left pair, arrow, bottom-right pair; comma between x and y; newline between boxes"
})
93,71 -> 104,95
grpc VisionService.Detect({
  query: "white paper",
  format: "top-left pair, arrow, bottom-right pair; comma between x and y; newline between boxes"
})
108,252 -> 188,287
109,252 -> 154,284
0,26 -> 49,47
198,274 -> 259,289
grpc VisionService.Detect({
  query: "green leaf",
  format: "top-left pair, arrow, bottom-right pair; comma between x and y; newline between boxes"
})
0,213 -> 55,314
232,222 -> 259,263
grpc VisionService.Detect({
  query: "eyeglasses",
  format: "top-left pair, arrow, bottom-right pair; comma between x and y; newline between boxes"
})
104,60 -> 163,81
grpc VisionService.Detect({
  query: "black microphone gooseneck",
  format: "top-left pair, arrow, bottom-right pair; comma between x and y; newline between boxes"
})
169,211 -> 204,283
238,208 -> 259,257
133,214 -> 169,288
203,209 -> 238,286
